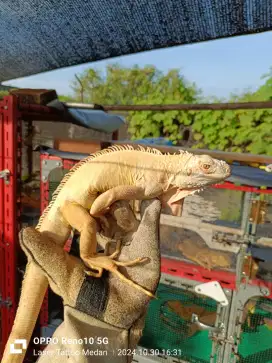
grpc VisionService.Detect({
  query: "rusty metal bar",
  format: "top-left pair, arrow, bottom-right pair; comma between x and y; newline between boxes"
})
64,101 -> 272,111
64,102 -> 103,110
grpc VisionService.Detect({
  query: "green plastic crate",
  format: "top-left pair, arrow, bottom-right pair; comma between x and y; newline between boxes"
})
140,283 -> 218,363
237,297 -> 272,363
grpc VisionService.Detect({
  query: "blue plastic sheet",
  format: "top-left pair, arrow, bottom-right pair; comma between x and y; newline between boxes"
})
125,138 -> 173,146
67,108 -> 125,133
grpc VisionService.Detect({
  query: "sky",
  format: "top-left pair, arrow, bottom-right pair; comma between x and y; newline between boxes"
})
3,31 -> 272,100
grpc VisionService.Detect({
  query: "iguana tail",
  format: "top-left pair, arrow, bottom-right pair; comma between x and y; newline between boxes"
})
2,263 -> 48,363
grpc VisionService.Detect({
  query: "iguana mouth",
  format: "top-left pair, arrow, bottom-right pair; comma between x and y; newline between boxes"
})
160,187 -> 202,216
201,173 -> 230,182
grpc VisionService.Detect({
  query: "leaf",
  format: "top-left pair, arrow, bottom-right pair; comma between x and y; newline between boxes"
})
239,114 -> 253,127
192,121 -> 203,132
193,133 -> 202,141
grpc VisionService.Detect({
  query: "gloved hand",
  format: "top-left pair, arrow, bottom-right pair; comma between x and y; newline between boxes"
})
19,199 -> 162,363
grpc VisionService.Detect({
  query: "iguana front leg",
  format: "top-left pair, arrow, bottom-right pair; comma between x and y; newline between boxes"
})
90,183 -> 163,216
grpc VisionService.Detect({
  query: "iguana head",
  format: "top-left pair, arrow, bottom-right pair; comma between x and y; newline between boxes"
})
162,153 -> 231,215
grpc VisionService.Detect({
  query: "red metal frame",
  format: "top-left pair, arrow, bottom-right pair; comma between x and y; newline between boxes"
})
161,257 -> 272,299
0,96 -> 4,356
214,181 -> 272,194
0,96 -> 21,357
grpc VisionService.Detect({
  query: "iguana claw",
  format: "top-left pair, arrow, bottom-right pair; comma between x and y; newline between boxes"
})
83,241 -> 155,298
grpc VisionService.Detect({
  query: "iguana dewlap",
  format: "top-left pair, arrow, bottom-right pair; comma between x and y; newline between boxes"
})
3,145 -> 230,363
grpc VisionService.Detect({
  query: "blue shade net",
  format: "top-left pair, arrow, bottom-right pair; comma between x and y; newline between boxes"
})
0,0 -> 272,82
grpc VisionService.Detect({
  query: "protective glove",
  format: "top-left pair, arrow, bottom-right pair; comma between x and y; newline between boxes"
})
18,199 -> 161,363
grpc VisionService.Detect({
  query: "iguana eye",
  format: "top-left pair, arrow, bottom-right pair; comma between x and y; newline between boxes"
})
202,164 -> 211,170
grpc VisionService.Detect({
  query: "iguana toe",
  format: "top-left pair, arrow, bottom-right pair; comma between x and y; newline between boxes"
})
84,266 -> 103,278
114,256 -> 150,267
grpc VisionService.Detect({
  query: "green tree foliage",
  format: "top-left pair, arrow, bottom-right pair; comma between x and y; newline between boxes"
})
69,64 -> 272,155
192,73 -> 272,155
70,64 -> 200,143
58,94 -> 77,102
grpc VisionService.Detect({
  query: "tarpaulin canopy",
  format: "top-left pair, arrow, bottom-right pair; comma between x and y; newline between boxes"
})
45,98 -> 125,133
0,0 -> 272,82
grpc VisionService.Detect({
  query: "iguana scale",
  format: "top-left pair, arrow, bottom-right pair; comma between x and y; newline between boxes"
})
3,145 -> 230,363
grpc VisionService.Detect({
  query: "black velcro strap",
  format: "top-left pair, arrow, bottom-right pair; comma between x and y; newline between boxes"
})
75,272 -> 109,319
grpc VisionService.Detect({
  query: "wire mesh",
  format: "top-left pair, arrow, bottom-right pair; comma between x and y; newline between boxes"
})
140,283 -> 218,363
237,297 -> 272,363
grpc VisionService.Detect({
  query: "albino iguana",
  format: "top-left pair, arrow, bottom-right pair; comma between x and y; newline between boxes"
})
3,145 -> 230,363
